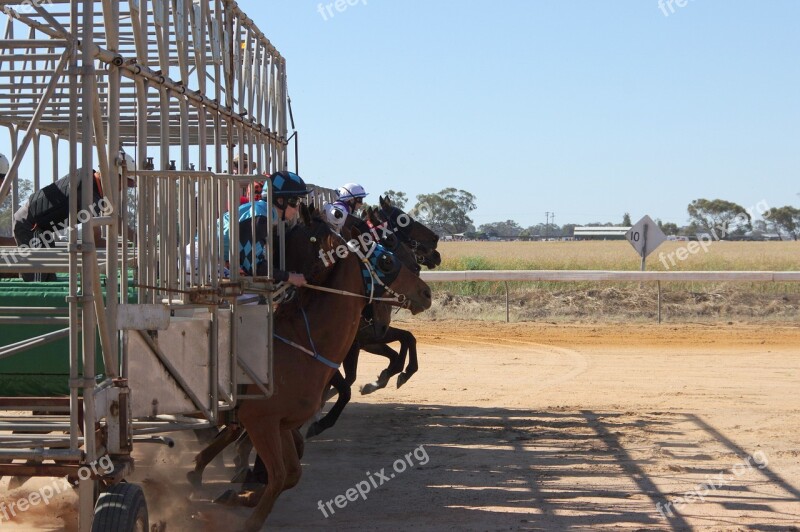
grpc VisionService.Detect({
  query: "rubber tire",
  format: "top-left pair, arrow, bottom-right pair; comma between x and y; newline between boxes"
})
91,482 -> 149,532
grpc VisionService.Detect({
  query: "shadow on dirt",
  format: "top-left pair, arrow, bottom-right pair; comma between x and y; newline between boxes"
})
256,403 -> 799,531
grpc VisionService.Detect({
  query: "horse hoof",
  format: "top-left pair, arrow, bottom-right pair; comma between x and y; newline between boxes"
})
360,382 -> 379,395
242,480 -> 266,492
241,468 -> 268,491
231,467 -> 250,484
397,373 -> 411,388
323,387 -> 338,402
306,423 -> 324,438
212,489 -> 237,506
186,470 -> 203,488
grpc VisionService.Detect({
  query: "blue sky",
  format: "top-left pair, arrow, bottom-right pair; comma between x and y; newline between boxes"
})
235,0 -> 800,229
1,1 -> 797,229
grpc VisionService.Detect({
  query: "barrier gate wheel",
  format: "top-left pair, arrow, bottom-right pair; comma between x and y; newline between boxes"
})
91,482 -> 149,532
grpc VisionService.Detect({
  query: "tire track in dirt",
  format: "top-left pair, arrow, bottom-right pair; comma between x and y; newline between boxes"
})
431,335 -> 589,395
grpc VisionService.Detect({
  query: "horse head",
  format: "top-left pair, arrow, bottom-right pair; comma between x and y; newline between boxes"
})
339,217 -> 432,315
346,211 -> 421,338
283,204 -> 431,314
375,196 -> 442,269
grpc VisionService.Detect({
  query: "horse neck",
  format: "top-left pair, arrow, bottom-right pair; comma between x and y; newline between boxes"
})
279,248 -> 366,366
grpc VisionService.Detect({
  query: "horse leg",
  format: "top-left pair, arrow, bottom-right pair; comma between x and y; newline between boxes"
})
396,329 -> 418,388
241,428 -> 301,530
248,426 -> 304,489
360,342 -> 402,395
323,342 -> 358,401
235,416 -> 288,531
231,431 -> 254,483
306,371 -> 351,438
187,424 -> 241,488
291,427 -> 305,459
342,340 -> 360,386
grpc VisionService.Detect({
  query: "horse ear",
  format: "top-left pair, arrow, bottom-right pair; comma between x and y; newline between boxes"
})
379,195 -> 389,208
368,207 -> 381,226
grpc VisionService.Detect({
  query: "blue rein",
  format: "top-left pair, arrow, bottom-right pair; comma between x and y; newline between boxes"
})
273,306 -> 341,370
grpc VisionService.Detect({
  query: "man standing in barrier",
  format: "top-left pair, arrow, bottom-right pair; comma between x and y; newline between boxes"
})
12,159 -> 135,282
0,153 -> 14,247
232,153 -> 252,175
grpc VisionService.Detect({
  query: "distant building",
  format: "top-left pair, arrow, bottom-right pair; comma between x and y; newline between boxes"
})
573,226 -> 631,241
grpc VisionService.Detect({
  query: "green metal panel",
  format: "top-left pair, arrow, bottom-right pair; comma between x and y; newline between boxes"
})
0,279 -> 132,396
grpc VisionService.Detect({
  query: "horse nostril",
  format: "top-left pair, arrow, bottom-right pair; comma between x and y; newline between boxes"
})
423,289 -> 431,300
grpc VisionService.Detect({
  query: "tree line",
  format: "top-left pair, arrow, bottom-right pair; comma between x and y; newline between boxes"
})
382,189 -> 800,241
5,182 -> 798,241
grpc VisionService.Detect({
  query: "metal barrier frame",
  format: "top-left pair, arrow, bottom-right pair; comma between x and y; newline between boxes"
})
0,1 -> 289,529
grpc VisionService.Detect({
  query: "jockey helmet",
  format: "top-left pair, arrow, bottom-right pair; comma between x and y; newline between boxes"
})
336,183 -> 368,201
269,171 -> 311,203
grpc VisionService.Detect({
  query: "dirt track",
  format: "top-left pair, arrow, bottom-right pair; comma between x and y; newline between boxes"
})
3,321 -> 800,530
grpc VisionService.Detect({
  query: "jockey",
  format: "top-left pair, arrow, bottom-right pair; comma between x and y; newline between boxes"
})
224,171 -> 309,286
323,182 -> 368,233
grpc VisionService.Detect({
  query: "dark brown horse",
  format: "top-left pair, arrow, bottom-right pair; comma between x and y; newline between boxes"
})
305,204 -> 440,437
375,196 -> 441,269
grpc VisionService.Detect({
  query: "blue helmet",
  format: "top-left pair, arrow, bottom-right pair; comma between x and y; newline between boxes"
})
269,171 -> 311,198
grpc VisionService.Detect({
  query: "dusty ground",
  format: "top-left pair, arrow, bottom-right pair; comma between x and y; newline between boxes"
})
2,320 -> 800,530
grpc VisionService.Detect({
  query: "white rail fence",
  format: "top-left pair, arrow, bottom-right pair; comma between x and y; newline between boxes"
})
419,270 -> 800,323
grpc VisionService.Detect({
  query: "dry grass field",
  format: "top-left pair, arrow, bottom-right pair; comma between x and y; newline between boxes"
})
438,240 -> 800,272
418,240 -> 800,323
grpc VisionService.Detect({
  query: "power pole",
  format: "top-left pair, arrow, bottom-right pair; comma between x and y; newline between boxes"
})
544,212 -> 555,240
544,212 -> 550,240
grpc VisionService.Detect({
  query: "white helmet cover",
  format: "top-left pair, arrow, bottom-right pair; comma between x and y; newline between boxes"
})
336,183 -> 368,201
322,202 -> 348,234
0,153 -> 9,179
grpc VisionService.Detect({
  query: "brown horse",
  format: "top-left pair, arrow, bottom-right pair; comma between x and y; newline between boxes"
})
212,207 -> 431,529
188,209 -> 425,483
